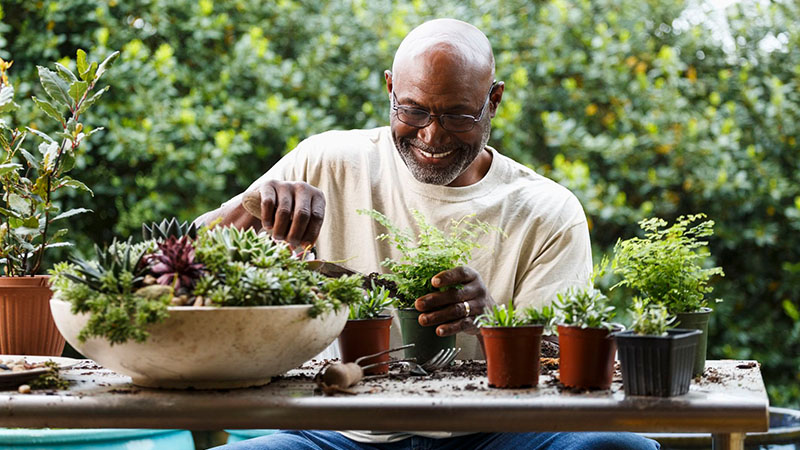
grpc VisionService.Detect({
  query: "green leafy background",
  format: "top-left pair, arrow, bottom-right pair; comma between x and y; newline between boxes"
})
1,0 -> 798,407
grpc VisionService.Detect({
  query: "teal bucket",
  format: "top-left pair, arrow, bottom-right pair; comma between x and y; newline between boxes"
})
0,429 -> 194,449
226,429 -> 277,444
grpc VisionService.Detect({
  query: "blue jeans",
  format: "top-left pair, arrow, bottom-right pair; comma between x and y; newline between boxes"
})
215,430 -> 660,449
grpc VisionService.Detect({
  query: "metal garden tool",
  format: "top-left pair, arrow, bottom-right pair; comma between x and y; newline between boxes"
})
318,344 -> 416,392
404,347 -> 462,376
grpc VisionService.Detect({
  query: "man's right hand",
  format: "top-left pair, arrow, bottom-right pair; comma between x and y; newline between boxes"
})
208,180 -> 326,249
252,181 -> 326,248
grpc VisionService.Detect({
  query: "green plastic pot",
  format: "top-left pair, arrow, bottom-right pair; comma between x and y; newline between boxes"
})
397,308 -> 456,364
674,307 -> 712,376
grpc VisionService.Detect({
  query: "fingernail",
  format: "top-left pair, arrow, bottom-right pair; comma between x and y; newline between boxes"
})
431,277 -> 440,287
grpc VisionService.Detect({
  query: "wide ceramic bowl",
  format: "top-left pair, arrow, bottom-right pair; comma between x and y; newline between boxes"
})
50,298 -> 348,389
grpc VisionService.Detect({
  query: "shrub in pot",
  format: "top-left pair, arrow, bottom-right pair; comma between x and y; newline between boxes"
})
614,300 -> 701,397
48,223 -> 364,388
0,50 -> 117,356
358,209 -> 496,364
476,302 -> 554,388
337,282 -> 397,375
554,279 -> 619,390
612,214 -> 724,376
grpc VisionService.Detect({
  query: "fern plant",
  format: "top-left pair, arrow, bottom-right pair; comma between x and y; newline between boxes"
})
612,214 -> 724,314
358,209 -> 498,308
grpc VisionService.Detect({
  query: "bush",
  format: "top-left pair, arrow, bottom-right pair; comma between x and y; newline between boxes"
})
2,0 -> 798,406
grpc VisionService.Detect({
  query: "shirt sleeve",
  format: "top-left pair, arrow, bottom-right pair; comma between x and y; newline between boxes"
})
512,207 -> 593,310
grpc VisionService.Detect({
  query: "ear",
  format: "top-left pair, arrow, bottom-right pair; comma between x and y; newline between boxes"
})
489,81 -> 504,119
385,70 -> 393,95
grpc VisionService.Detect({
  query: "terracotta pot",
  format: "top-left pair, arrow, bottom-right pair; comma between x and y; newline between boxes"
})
481,325 -> 544,388
0,275 -> 65,356
675,307 -> 712,377
557,324 -> 617,389
337,315 -> 392,375
397,309 -> 456,364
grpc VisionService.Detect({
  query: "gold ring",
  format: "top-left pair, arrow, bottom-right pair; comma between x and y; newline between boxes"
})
462,301 -> 471,317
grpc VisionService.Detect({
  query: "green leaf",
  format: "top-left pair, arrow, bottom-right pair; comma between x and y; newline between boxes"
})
50,208 -> 92,223
54,63 -> 78,83
0,162 -> 22,176
22,215 -> 39,228
59,150 -> 75,173
0,100 -> 19,113
31,96 -> 64,124
58,177 -> 94,196
76,49 -> 88,78
13,226 -> 40,237
85,127 -> 105,138
26,127 -> 56,144
68,81 -> 88,104
37,66 -> 73,108
0,206 -> 22,219
7,193 -> 28,214
0,83 -> 14,107
95,51 -> 120,80
45,242 -> 74,250
19,149 -> 41,171
81,62 -> 97,85
77,86 -> 109,114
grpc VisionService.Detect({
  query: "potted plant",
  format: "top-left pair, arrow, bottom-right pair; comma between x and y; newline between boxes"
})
554,274 -> 619,390
475,302 -> 554,388
358,209 -> 496,364
614,299 -> 701,397
48,223 -> 365,388
612,214 -> 724,376
337,281 -> 397,375
0,50 -> 118,355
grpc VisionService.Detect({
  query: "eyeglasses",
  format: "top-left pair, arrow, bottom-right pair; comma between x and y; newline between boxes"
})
391,81 -> 497,133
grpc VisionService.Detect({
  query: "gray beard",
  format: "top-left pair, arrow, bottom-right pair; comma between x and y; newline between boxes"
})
393,119 -> 491,186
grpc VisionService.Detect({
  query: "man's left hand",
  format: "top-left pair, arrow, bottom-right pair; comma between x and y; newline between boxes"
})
414,266 -> 497,337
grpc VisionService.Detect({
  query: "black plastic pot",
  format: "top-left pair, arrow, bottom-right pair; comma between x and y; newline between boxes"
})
614,328 -> 702,397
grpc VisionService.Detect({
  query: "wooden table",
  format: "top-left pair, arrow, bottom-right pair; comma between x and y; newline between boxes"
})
0,359 -> 769,450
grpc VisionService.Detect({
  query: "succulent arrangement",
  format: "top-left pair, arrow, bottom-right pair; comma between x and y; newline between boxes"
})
628,298 -> 675,336
553,284 -> 617,330
358,209 -> 498,307
50,221 -> 364,344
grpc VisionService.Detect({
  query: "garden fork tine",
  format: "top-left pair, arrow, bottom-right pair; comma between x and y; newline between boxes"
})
421,347 -> 461,372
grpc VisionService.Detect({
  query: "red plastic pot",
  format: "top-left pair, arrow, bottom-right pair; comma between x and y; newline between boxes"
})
336,315 -> 392,375
0,275 -> 65,356
557,324 -> 617,389
481,325 -> 544,388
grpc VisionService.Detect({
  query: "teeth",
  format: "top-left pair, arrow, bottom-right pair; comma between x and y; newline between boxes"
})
419,148 -> 454,159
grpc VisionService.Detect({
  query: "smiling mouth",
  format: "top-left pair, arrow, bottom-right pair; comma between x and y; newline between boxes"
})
417,148 -> 455,159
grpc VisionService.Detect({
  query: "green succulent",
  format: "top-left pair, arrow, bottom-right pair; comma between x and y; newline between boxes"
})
142,217 -> 198,241
475,302 -> 555,330
554,284 -> 616,330
349,282 -> 397,320
629,298 -> 676,336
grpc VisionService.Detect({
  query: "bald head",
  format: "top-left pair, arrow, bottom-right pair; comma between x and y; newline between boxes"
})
392,19 -> 495,87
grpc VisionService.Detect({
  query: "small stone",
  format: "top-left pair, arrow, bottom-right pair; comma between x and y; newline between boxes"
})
178,295 -> 189,305
135,284 -> 173,300
203,297 -> 214,306
193,296 -> 204,307
0,364 -> 9,370
18,384 -> 31,394
11,365 -> 25,372
143,275 -> 157,285
170,296 -> 183,306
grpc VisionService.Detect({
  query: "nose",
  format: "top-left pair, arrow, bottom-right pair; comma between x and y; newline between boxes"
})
416,118 -> 450,148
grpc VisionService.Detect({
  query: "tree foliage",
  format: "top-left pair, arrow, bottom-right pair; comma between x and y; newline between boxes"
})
1,0 -> 798,406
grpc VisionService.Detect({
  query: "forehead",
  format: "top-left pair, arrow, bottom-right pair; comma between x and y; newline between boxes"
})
393,50 -> 487,109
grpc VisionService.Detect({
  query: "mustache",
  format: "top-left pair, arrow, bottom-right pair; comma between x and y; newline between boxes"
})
399,137 -> 464,155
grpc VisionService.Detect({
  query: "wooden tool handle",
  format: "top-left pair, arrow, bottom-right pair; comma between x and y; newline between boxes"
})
322,362 -> 364,388
242,190 -> 262,218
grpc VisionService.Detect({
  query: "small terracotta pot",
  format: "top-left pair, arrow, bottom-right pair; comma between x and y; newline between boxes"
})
0,276 -> 65,356
337,315 -> 392,375
557,324 -> 617,389
481,325 -> 544,388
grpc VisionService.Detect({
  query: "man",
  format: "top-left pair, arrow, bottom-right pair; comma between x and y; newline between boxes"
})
204,18 -> 658,450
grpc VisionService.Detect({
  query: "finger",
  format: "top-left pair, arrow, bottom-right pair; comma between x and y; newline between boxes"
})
300,191 -> 325,247
415,282 -> 480,312
259,184 -> 278,230
419,299 -> 473,327
286,186 -> 312,248
435,317 -> 475,337
271,183 -> 295,242
431,266 -> 478,288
